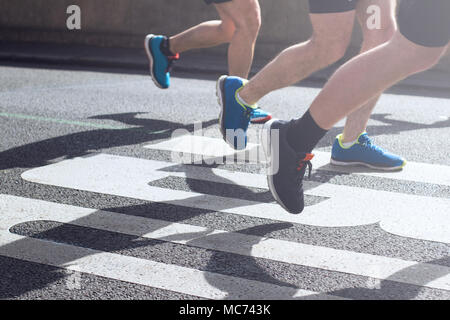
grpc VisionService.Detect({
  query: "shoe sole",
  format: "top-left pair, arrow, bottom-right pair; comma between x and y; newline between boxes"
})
330,158 -> 406,171
261,119 -> 293,213
144,34 -> 167,90
250,114 -> 272,124
216,75 -> 236,150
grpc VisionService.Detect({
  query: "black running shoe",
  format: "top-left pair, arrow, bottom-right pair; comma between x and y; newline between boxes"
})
261,119 -> 314,214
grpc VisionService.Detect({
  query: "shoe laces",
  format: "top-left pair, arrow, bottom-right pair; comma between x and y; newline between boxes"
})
296,153 -> 314,180
358,135 -> 385,155
245,108 -> 253,118
165,53 -> 180,73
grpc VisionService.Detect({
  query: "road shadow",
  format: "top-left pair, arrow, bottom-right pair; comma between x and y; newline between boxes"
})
319,255 -> 450,300
2,202 -> 297,299
1,111 -> 449,299
0,109 -> 304,298
0,112 -> 217,170
316,112 -> 450,148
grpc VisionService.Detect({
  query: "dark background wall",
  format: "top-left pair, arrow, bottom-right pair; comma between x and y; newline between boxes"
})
1,0 -> 449,71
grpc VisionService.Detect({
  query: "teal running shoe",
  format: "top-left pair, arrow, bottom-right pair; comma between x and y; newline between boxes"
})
250,107 -> 272,124
144,34 -> 179,89
331,132 -> 406,171
216,75 -> 255,150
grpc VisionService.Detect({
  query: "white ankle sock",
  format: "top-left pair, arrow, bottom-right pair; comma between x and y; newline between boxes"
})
236,91 -> 255,108
341,138 -> 358,148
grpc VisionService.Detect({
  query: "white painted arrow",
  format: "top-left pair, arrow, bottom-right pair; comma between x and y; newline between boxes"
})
21,154 -> 450,243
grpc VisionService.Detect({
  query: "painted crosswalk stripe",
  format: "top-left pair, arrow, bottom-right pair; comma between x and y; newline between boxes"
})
313,151 -> 450,187
21,153 -> 450,243
1,195 -> 449,292
145,135 -> 450,186
145,134 -> 260,160
0,231 -> 337,300
0,195 -> 338,300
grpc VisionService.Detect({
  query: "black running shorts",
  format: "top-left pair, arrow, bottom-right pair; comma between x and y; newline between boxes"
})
204,0 -> 232,5
309,0 -> 358,14
398,0 -> 450,47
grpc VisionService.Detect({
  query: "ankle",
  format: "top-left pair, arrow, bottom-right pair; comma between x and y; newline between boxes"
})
161,37 -> 177,56
341,135 -> 357,144
287,110 -> 328,153
239,86 -> 258,106
341,131 -> 365,144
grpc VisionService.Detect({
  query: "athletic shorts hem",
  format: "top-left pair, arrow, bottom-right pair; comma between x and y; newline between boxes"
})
204,0 -> 232,5
398,0 -> 450,48
308,0 -> 357,14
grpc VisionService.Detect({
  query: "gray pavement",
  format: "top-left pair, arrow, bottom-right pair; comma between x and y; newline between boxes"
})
0,62 -> 449,300
1,41 -> 450,91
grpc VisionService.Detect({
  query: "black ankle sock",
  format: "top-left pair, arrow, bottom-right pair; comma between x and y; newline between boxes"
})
160,37 -> 176,56
287,110 -> 328,153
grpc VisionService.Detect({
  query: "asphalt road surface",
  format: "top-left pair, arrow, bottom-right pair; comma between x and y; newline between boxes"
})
0,62 -> 449,300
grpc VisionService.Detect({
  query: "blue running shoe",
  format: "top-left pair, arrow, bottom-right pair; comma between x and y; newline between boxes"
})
250,107 -> 272,124
216,75 -> 255,150
331,132 -> 406,171
144,34 -> 179,89
261,119 -> 314,214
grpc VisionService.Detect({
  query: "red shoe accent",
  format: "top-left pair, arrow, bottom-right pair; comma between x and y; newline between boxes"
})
297,153 -> 314,171
168,53 -> 180,61
250,114 -> 273,124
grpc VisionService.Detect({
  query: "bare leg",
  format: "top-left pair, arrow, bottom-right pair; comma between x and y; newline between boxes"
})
169,6 -> 236,53
220,0 -> 261,78
170,0 -> 261,78
239,11 -> 355,105
341,0 -> 397,142
309,32 -> 447,130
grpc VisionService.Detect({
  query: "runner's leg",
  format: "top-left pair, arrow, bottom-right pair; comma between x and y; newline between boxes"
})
217,0 -> 261,78
239,7 -> 355,105
169,3 -> 236,53
263,0 -> 449,213
310,35 -> 447,130
341,0 -> 396,143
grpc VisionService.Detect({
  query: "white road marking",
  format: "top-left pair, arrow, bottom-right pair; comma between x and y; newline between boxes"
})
0,195 -> 339,300
21,154 -> 450,243
145,135 -> 450,186
313,151 -> 450,187
0,231 -> 334,300
145,134 -> 261,162
1,195 -> 449,292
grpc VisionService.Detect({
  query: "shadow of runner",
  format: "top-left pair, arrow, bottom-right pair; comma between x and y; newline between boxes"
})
0,156 -> 300,298
2,111 -> 448,299
315,113 -> 450,148
0,200 -> 215,299
187,223 -> 299,300
0,112 -> 217,170
319,256 -> 450,300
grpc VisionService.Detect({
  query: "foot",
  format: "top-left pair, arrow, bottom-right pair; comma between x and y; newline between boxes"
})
250,108 -> 272,124
144,34 -> 179,89
261,119 -> 314,214
331,132 -> 406,171
216,75 -> 255,150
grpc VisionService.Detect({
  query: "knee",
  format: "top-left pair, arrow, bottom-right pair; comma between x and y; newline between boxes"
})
362,24 -> 396,50
219,19 -> 236,42
233,8 -> 261,40
393,32 -> 446,73
407,45 -> 445,73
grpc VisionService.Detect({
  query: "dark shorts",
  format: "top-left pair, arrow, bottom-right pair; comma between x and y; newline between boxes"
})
309,0 -> 358,14
398,0 -> 450,47
204,0 -> 232,5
